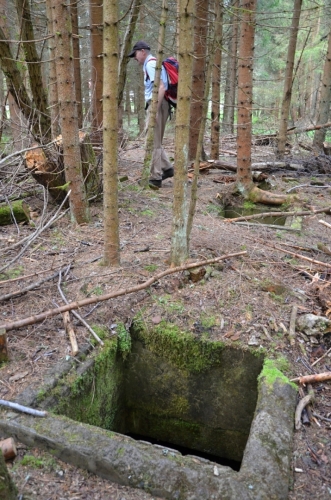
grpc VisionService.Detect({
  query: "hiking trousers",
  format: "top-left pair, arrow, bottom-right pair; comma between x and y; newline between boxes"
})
148,98 -> 172,180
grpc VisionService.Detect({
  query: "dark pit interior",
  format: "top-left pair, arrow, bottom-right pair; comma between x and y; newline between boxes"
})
46,325 -> 265,467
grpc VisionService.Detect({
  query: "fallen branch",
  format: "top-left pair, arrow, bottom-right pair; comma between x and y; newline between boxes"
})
287,121 -> 331,135
0,252 -> 247,333
319,219 -> 331,230
295,385 -> 315,430
224,206 -> 331,223
0,399 -> 47,417
289,305 -> 298,346
0,266 -> 71,302
311,346 -> 331,367
57,270 -> 104,346
291,371 -> 331,384
62,312 -> 79,356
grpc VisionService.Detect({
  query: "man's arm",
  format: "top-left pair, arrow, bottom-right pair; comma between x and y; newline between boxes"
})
157,80 -> 166,111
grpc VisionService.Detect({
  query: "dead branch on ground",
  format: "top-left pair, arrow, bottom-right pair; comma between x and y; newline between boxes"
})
224,206 -> 331,223
289,305 -> 298,346
0,399 -> 47,417
291,372 -> 331,384
295,385 -> 315,430
0,252 -> 247,333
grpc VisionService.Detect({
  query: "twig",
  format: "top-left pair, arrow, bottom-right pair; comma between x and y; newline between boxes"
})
57,271 -> 104,346
0,266 -> 71,302
287,184 -> 331,193
0,191 -> 70,273
234,222 -> 299,232
311,346 -> 331,367
312,411 -> 331,423
62,311 -> 79,356
291,371 -> 331,384
0,251 -> 247,333
0,399 -> 47,417
289,305 -> 298,346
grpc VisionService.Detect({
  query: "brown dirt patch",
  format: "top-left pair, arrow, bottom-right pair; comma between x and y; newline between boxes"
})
1,137 -> 331,499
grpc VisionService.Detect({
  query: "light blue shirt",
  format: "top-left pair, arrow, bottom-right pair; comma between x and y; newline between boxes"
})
143,54 -> 168,101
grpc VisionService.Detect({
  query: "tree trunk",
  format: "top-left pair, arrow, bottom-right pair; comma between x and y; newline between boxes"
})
118,0 -> 142,107
222,0 -> 239,134
103,0 -> 120,266
71,0 -> 83,129
170,0 -> 194,266
210,1 -> 223,160
276,0 -> 302,158
45,0 -> 60,137
15,0 -> 51,143
188,0 -> 209,161
90,0 -> 103,129
313,28 -> 331,152
52,0 -> 90,223
0,450 -> 17,500
0,26 -> 47,143
236,0 -> 287,206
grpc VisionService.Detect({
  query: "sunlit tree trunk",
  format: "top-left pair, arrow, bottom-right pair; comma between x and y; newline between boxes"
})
52,0 -> 89,223
222,0 -> 238,135
170,0 -> 194,266
236,0 -> 287,205
90,0 -> 103,129
188,0 -> 208,161
313,28 -> 331,152
276,0 -> 302,158
210,1 -> 223,160
103,0 -> 120,266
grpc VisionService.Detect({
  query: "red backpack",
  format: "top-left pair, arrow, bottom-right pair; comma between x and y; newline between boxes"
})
145,56 -> 179,107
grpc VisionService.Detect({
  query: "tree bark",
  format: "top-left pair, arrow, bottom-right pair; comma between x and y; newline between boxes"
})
45,0 -> 60,137
170,0 -> 194,266
210,1 -> 223,160
71,0 -> 83,129
313,28 -> 331,152
52,0 -> 90,224
276,0 -> 302,158
188,0 -> 209,161
90,0 -> 103,129
103,0 -> 120,266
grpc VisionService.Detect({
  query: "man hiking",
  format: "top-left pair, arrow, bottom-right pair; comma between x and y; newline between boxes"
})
128,40 -> 174,189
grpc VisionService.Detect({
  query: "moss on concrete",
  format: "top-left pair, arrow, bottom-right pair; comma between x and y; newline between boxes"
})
259,358 -> 297,391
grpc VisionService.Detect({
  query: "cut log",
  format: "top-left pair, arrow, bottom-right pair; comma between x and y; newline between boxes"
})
0,438 -> 17,460
0,200 -> 30,226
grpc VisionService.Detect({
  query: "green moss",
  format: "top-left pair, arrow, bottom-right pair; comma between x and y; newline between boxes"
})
259,359 -> 297,391
52,338 -> 123,430
19,454 -> 56,470
117,323 -> 131,359
132,318 -> 226,373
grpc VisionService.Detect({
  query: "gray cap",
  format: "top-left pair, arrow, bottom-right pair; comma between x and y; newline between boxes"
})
128,40 -> 150,57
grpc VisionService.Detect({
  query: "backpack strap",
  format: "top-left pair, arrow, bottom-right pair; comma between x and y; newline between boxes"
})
145,57 -> 156,82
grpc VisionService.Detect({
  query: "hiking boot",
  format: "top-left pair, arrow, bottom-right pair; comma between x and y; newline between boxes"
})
149,179 -> 162,189
162,168 -> 174,180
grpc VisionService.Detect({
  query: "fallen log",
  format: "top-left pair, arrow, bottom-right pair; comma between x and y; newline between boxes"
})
0,252 -> 247,333
0,200 -> 30,226
0,399 -> 47,417
224,205 -> 331,223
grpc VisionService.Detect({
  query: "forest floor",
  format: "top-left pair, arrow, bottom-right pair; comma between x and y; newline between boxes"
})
0,131 -> 331,499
